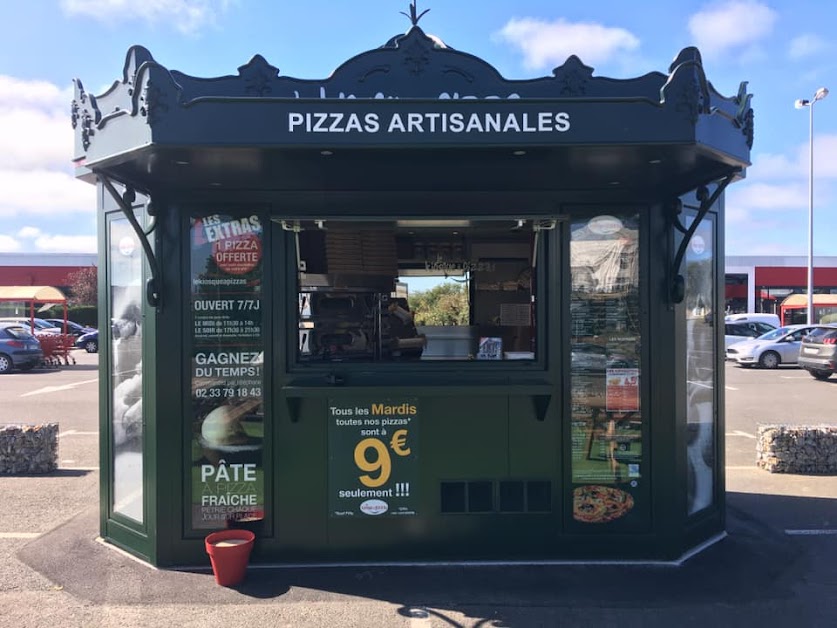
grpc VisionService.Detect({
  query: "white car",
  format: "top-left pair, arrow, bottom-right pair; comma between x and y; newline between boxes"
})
725,312 -> 781,328
724,321 -> 776,350
726,324 -> 818,369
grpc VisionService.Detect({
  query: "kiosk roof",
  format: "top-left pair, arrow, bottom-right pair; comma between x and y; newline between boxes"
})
71,26 -> 752,198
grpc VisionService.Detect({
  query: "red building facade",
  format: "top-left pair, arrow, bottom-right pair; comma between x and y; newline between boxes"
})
725,255 -> 837,316
0,253 -> 97,293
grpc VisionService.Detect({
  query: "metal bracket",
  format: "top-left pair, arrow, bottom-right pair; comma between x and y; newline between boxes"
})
670,171 -> 739,304
531,219 -> 558,268
669,199 -> 688,234
532,394 -> 551,422
99,174 -> 163,309
279,219 -> 303,232
533,219 -> 557,232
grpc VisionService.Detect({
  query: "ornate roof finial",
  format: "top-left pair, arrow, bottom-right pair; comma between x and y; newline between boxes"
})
400,1 -> 429,26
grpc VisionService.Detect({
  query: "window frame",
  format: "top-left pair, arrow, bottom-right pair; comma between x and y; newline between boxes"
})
280,215 -> 556,378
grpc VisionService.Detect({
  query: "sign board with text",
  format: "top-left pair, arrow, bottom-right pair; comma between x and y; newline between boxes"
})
189,213 -> 265,529
328,399 -> 419,518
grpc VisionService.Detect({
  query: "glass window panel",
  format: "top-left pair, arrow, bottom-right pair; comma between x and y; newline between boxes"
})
110,216 -> 144,523
684,213 -> 716,516
569,213 -> 642,524
294,219 -> 540,363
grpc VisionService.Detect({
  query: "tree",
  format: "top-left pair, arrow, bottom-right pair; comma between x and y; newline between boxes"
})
66,266 -> 98,305
409,282 -> 469,326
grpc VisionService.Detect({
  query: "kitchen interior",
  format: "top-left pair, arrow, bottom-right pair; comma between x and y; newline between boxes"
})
293,219 -> 538,362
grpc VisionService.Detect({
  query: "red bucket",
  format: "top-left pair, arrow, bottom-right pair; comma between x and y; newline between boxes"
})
204,529 -> 255,586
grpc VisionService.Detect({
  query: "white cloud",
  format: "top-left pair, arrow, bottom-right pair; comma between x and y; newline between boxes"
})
0,75 -> 74,170
0,76 -> 71,111
750,152 -> 802,180
0,235 -> 22,253
0,169 -> 95,217
746,133 -> 837,184
0,75 -> 96,254
788,34 -> 830,60
0,232 -> 96,254
0,105 -> 74,170
811,134 -> 837,179
729,181 -> 807,211
17,227 -> 43,239
493,17 -> 640,70
60,0 -> 235,35
32,234 -> 97,253
687,1 -> 777,58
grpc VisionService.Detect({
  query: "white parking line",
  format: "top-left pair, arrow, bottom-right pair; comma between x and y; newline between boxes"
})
58,431 -> 97,437
21,378 -> 98,397
726,430 -> 756,439
725,386 -> 739,391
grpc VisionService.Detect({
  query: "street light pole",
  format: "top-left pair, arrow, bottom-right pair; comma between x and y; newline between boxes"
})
795,87 -> 829,324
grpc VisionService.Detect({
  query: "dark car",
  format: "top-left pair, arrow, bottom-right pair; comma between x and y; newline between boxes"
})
75,329 -> 99,353
0,322 -> 44,373
44,319 -> 96,337
797,324 -> 837,380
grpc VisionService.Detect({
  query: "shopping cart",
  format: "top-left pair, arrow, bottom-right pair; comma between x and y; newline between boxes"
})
37,334 -> 77,367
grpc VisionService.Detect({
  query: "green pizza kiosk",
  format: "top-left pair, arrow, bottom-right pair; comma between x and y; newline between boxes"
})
71,7 -> 753,566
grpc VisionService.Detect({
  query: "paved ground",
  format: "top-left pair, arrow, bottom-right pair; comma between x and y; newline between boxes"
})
1,354 -> 835,627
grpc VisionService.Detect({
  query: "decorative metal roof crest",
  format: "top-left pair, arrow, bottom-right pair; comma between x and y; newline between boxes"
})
70,26 -> 754,162
401,1 -> 430,26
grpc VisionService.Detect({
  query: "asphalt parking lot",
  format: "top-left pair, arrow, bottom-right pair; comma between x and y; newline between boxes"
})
0,354 -> 835,627
724,359 -> 837,465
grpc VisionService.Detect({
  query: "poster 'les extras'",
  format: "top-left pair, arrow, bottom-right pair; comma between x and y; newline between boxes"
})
190,213 -> 265,529
192,214 -> 263,277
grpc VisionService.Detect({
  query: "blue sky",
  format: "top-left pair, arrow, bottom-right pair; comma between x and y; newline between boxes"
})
1,0 -> 836,255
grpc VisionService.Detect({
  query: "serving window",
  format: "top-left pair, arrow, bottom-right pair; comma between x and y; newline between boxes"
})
290,218 -> 546,364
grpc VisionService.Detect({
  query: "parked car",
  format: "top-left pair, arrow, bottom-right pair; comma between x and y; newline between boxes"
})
0,322 -> 44,373
75,329 -> 99,353
725,324 -> 818,369
724,321 -> 776,350
725,312 -> 781,328
43,319 -> 96,337
797,324 -> 837,380
0,317 -> 60,335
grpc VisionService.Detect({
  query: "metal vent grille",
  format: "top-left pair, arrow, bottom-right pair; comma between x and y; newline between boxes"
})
440,480 -> 552,513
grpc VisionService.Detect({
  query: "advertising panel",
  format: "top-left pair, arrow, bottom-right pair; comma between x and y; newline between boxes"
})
569,213 -> 644,527
328,399 -> 419,518
189,213 -> 265,529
